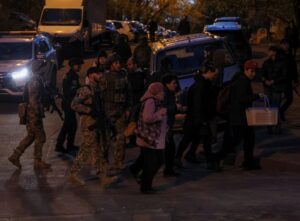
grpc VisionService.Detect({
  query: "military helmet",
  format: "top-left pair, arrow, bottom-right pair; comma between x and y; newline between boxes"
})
68,57 -> 84,67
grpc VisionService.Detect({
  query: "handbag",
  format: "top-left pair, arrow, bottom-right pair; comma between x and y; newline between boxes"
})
246,96 -> 278,126
135,99 -> 161,146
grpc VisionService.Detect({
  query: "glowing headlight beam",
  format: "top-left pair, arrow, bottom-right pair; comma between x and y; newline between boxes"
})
11,68 -> 29,80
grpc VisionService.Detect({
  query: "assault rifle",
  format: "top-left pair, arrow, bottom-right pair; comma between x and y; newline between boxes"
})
43,83 -> 64,121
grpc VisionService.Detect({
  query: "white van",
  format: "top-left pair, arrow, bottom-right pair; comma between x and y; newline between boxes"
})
38,0 -> 105,56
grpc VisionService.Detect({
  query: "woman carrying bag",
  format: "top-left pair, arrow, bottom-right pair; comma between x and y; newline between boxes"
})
135,82 -> 167,194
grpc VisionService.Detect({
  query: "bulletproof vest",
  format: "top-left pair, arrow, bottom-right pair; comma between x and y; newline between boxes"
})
23,76 -> 47,104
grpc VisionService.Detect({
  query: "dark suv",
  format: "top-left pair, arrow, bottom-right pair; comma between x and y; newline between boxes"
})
150,33 -> 240,91
0,31 -> 58,96
204,18 -> 252,64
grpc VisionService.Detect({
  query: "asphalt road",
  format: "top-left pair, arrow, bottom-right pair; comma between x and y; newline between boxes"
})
0,44 -> 300,221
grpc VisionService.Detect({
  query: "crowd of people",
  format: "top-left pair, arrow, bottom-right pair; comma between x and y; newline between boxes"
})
7,36 -> 298,194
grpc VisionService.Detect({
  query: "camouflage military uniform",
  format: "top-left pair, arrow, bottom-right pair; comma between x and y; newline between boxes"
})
102,70 -> 131,169
8,74 -> 50,170
70,82 -> 108,175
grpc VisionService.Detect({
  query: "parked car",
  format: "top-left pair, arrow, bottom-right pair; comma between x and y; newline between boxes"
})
106,20 -> 135,42
130,20 -> 147,42
150,33 -> 240,90
0,31 -> 58,96
149,33 -> 241,129
204,17 -> 252,64
214,17 -> 241,25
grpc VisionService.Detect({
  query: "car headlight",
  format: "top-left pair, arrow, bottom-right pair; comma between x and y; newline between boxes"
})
11,68 -> 29,80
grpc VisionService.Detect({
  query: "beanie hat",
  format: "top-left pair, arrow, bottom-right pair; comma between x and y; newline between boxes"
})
148,82 -> 164,96
244,60 -> 258,70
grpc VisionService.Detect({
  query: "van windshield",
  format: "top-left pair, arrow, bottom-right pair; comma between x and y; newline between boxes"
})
41,9 -> 82,26
0,42 -> 32,60
156,41 -> 235,76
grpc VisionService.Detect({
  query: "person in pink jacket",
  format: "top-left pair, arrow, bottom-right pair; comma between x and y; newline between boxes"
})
135,82 -> 167,194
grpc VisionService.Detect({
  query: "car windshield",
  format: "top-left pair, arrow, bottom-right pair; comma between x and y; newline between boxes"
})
0,42 -> 32,60
41,9 -> 82,26
156,41 -> 235,76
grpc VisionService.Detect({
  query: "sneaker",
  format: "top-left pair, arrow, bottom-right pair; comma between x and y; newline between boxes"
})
69,174 -> 86,185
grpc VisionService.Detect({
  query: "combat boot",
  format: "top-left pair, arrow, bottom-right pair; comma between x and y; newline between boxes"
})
8,150 -> 22,169
68,173 -> 86,185
34,160 -> 51,170
99,175 -> 119,188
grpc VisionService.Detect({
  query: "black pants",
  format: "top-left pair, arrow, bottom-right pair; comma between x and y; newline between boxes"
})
56,107 -> 77,149
176,132 -> 213,163
280,82 -> 293,114
218,124 -> 236,160
219,125 -> 255,165
185,138 -> 201,158
164,132 -> 176,173
141,148 -> 163,192
130,147 -> 143,176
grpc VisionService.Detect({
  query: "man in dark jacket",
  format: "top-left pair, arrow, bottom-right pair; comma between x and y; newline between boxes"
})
261,46 -> 287,133
133,37 -> 152,70
126,57 -> 147,106
175,62 -> 219,170
149,19 -> 158,42
279,39 -> 299,121
161,74 -> 179,176
177,16 -> 191,35
56,58 -> 83,153
112,35 -> 132,67
221,60 -> 263,170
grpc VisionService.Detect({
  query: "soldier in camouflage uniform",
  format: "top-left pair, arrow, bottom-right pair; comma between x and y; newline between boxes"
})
102,53 -> 132,171
8,61 -> 51,170
69,67 -> 118,186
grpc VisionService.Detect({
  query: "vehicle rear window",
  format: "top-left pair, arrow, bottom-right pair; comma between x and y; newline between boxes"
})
41,9 -> 82,26
0,42 -> 32,60
156,41 -> 235,76
208,30 -> 246,43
